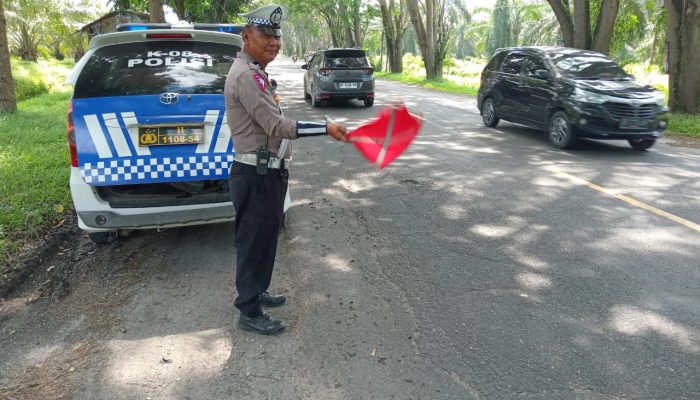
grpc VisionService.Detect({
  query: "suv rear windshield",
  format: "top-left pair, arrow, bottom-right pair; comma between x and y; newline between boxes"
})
323,50 -> 369,68
74,41 -> 239,98
550,51 -> 630,80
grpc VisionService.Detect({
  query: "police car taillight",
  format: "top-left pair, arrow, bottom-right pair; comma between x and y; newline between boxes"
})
117,23 -> 171,31
193,24 -> 244,34
67,101 -> 78,167
116,23 -> 243,34
147,33 -> 192,39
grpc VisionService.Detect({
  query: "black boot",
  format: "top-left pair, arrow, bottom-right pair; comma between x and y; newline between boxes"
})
238,312 -> 285,335
261,291 -> 286,307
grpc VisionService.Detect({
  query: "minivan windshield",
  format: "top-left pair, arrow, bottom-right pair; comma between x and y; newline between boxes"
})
550,51 -> 630,80
74,41 -> 239,98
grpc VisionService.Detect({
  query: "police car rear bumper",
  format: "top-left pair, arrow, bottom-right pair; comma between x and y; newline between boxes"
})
70,167 -> 234,232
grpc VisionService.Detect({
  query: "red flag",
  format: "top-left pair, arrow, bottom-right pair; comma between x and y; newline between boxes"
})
346,104 -> 422,169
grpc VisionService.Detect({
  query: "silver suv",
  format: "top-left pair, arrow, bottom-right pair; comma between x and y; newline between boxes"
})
302,48 -> 375,108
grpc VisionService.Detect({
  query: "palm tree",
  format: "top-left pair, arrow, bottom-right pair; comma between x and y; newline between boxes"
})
0,0 -> 17,113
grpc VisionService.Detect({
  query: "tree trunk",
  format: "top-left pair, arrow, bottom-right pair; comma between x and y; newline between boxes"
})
572,0 -> 590,48
547,0 -> 619,53
354,13 -> 362,48
407,0 -> 451,79
425,0 -> 436,78
175,0 -> 185,20
0,0 -> 16,113
591,0 -> 620,54
320,11 -> 341,47
407,0 -> 431,78
649,29 -> 658,67
149,0 -> 165,23
378,0 -> 405,73
546,0 -> 575,46
666,0 -> 700,113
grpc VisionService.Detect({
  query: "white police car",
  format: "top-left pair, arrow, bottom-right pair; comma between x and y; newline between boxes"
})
66,23 -> 287,243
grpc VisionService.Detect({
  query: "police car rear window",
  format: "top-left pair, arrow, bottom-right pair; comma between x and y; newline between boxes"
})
74,41 -> 239,98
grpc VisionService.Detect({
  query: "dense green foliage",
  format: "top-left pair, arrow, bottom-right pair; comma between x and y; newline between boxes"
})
1,58 -> 74,261
11,57 -> 74,101
0,91 -> 72,260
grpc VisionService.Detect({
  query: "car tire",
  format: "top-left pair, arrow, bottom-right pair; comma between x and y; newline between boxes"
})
628,138 -> 656,151
364,98 -> 374,107
547,111 -> 576,149
88,231 -> 117,244
304,78 -> 310,100
311,94 -> 321,108
481,98 -> 499,127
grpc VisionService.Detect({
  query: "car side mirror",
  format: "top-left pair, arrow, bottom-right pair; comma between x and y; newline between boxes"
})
301,64 -> 308,70
534,69 -> 550,80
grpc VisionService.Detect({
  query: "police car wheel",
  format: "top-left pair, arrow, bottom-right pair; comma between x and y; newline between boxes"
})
88,231 -> 117,244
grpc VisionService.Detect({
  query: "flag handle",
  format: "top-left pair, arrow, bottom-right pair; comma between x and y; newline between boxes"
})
375,106 -> 397,168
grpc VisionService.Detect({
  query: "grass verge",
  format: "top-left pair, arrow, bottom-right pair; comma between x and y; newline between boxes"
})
376,72 -> 480,96
0,91 -> 73,262
668,113 -> 700,138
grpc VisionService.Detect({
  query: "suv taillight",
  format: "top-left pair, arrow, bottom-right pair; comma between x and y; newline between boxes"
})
319,68 -> 332,76
363,68 -> 374,74
67,100 -> 78,167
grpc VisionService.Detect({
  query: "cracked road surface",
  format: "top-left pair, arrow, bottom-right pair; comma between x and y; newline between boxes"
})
1,57 -> 699,399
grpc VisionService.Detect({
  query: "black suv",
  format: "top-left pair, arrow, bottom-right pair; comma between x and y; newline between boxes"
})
477,47 -> 669,150
302,48 -> 375,107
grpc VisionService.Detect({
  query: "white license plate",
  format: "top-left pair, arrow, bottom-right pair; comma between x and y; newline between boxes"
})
338,82 -> 358,89
619,118 -> 649,130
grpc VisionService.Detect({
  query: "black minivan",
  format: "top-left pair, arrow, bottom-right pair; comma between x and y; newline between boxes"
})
477,47 -> 669,150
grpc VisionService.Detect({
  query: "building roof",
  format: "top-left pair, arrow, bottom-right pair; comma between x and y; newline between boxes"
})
80,11 -> 150,33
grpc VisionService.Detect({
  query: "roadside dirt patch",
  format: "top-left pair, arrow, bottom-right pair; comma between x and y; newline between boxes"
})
662,135 -> 700,149
0,342 -> 96,400
1,215 -> 83,300
0,219 -> 154,400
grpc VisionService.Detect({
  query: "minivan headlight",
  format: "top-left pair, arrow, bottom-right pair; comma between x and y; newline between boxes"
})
573,87 -> 608,104
574,86 -> 667,107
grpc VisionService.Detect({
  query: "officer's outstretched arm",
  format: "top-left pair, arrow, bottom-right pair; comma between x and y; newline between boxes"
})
296,121 -> 348,142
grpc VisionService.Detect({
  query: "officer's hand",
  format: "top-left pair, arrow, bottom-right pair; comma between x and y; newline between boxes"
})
327,123 -> 349,142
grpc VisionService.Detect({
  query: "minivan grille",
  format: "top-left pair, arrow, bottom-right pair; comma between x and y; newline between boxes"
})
603,102 -> 658,119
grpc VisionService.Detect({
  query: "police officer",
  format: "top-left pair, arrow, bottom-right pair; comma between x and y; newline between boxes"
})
225,4 -> 349,335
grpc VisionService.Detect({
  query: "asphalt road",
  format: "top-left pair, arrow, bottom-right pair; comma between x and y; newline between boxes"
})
1,57 -> 699,400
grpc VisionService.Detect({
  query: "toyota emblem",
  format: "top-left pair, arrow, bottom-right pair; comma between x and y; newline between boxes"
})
160,92 -> 179,105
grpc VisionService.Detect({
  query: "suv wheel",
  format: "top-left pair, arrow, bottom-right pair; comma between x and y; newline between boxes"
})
304,78 -> 310,100
88,231 -> 117,244
628,138 -> 655,151
364,98 -> 374,107
547,111 -> 576,149
311,94 -> 321,108
481,98 -> 499,127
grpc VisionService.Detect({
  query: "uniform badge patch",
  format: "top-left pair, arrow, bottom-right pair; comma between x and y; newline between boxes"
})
253,73 -> 266,92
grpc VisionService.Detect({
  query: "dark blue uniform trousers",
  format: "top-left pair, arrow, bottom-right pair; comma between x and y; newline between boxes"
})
228,161 -> 288,317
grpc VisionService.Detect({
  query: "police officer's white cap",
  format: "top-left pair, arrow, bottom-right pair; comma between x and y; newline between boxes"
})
239,4 -> 288,37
